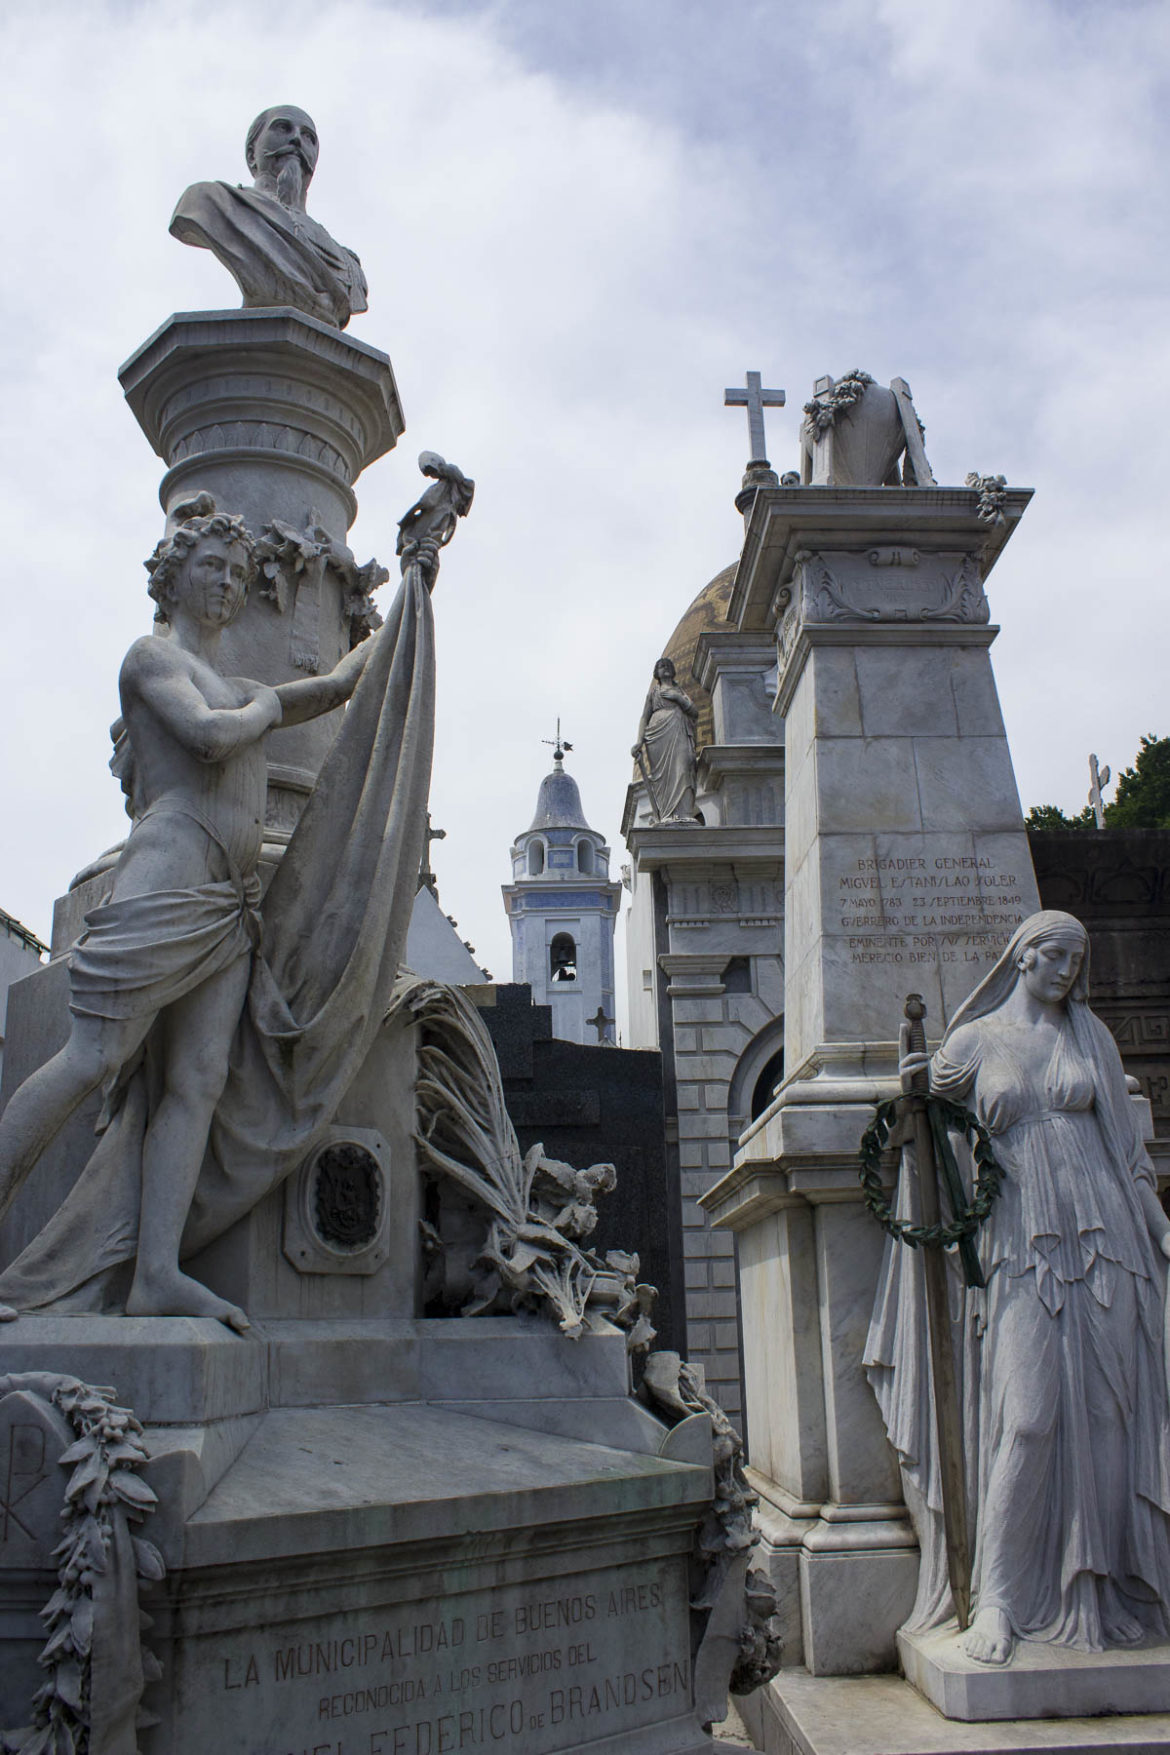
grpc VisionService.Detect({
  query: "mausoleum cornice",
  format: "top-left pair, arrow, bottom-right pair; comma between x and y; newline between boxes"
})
624,821 -> 783,871
729,485 -> 1034,632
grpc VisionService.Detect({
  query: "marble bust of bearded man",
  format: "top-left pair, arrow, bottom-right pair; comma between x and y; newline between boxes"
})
170,105 -> 369,330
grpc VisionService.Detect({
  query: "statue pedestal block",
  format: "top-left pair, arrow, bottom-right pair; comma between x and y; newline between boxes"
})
704,1097 -> 918,1677
899,1628 -> 1170,1723
0,1318 -> 727,1755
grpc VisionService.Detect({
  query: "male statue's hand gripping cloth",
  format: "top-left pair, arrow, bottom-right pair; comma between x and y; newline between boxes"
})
0,559 -> 434,1310
864,987 -> 1170,1651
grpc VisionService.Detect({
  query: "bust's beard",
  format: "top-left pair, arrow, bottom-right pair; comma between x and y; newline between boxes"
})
275,155 -> 308,210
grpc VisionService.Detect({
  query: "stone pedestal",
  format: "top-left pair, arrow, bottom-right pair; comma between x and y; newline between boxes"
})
0,1318 -> 724,1754
739,1668 -> 1170,1754
703,482 -> 1038,1678
899,1629 -> 1170,1723
119,307 -> 405,846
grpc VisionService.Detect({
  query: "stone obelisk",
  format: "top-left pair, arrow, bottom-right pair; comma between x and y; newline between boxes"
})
702,374 -> 1039,1686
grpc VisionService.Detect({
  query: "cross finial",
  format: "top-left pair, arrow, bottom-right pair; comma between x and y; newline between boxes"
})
542,717 -> 574,768
589,1005 -> 614,1044
724,370 -> 786,466
419,810 -> 447,898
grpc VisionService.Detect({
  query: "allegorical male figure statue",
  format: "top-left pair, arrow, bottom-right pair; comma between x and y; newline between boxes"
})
170,105 -> 368,329
0,462 -> 471,1333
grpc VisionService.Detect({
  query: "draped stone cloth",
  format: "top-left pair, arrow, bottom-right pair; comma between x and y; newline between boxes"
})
170,181 -> 368,329
865,913 -> 1170,1651
0,561 -> 433,1311
640,683 -> 697,821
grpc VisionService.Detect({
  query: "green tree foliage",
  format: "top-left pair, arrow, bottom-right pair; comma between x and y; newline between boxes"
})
1105,734 -> 1170,828
1026,735 -> 1170,831
1025,803 -> 1094,831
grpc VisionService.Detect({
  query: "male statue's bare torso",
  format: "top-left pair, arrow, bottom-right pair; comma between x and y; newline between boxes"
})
114,636 -> 271,899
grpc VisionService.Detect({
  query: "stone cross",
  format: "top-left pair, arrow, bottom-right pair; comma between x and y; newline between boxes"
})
1088,753 -> 1111,830
419,811 -> 446,896
724,371 -> 786,465
542,718 -> 573,766
589,1006 -> 614,1043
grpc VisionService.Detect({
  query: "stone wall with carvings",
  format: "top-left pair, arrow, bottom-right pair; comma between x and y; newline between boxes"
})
1030,828 -> 1170,1146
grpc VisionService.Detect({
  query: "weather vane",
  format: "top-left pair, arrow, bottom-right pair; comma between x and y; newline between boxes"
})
542,718 -> 573,765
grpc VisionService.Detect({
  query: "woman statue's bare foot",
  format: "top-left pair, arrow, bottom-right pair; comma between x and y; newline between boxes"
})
1104,1607 -> 1145,1646
126,1268 -> 250,1334
962,1607 -> 1013,1665
0,1303 -> 17,1323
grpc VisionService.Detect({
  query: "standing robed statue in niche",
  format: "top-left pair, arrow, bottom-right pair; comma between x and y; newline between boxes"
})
632,657 -> 700,824
866,910 -> 1170,1666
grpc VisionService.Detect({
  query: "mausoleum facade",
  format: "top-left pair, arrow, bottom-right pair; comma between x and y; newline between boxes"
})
623,561 -> 786,1425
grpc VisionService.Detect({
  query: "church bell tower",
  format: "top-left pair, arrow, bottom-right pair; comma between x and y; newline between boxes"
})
502,733 -> 621,1044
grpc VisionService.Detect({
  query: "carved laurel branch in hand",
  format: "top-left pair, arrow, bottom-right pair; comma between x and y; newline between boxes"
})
0,1376 -> 163,1755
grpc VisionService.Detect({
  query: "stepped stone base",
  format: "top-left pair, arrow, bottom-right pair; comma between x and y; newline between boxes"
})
739,1667 -> 1170,1755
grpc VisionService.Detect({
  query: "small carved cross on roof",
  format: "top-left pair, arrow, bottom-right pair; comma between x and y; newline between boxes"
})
724,370 -> 786,466
542,718 -> 574,766
419,810 -> 446,898
589,1005 -> 614,1043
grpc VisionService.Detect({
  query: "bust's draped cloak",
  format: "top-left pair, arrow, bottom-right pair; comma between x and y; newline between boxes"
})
170,181 -> 368,329
0,560 -> 433,1310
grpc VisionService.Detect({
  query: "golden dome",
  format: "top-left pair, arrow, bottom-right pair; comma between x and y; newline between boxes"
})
647,561 -> 736,752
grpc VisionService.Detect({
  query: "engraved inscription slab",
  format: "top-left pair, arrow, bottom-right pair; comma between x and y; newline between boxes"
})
166,1557 -> 696,1755
807,830 -> 1041,1048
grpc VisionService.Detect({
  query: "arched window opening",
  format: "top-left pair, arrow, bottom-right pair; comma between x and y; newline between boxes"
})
577,840 -> 594,875
550,933 -> 577,982
750,1048 -> 785,1122
527,840 -> 545,876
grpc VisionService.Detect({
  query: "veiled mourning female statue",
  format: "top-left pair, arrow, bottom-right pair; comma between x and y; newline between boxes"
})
866,911 -> 1170,1665
631,657 -> 700,824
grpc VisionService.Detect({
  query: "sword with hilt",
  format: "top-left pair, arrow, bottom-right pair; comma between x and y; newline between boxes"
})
900,993 -> 974,1631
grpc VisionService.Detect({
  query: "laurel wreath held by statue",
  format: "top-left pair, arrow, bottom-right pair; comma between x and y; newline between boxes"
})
859,1093 -> 1005,1263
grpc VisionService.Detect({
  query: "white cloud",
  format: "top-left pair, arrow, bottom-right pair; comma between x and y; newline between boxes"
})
1,0 -> 1167,1031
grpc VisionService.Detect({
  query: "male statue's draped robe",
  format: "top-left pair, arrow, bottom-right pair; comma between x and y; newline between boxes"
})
170,181 -> 368,330
0,558 -> 432,1310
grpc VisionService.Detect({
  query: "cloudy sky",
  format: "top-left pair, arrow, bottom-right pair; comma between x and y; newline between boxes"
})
2,0 -> 1168,1025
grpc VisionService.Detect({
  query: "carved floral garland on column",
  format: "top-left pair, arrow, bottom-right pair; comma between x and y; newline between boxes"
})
0,1375 -> 163,1755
